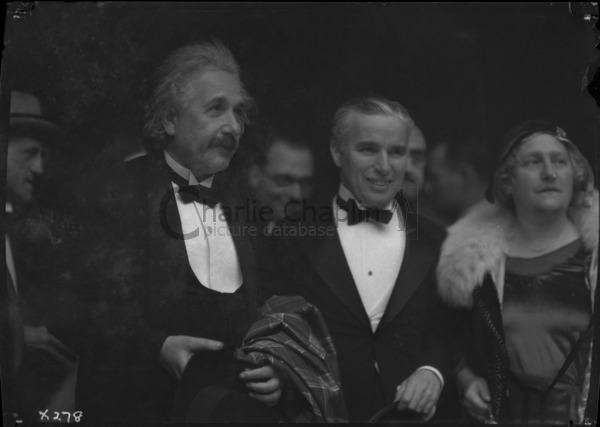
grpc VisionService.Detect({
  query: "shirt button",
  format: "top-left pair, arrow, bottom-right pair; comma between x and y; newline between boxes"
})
374,361 -> 380,373
205,226 -> 213,234
368,271 -> 373,276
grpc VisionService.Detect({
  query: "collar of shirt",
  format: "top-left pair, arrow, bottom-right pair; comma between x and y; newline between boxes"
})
164,149 -> 214,188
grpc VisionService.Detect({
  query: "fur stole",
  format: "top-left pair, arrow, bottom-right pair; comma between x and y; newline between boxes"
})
437,191 -> 599,309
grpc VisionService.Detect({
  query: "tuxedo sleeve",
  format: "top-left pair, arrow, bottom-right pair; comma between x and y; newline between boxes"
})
75,162 -> 172,374
417,269 -> 466,420
86,214 -> 168,360
419,288 -> 458,378
416,224 -> 461,383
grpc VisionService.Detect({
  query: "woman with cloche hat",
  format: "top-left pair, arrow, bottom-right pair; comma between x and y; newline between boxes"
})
437,120 -> 598,424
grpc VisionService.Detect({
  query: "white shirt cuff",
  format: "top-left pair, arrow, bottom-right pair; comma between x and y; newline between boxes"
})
416,365 -> 444,388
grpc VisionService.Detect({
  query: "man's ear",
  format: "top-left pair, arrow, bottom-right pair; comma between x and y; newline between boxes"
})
330,139 -> 342,168
162,112 -> 177,136
248,164 -> 262,190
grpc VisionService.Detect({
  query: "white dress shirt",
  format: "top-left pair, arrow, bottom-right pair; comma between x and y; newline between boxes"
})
335,185 -> 405,333
165,151 -> 242,293
334,185 -> 444,393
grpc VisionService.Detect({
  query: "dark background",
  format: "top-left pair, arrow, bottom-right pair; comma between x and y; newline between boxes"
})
0,3 -> 599,424
1,1 -> 599,203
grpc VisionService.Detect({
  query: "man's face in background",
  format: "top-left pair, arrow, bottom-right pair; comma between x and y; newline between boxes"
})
403,126 -> 426,202
7,135 -> 45,204
425,144 -> 466,221
249,140 -> 314,221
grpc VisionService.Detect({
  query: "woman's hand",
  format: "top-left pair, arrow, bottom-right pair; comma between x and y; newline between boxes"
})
462,376 -> 492,422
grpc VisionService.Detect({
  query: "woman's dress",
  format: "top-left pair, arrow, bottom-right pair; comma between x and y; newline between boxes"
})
502,239 -> 593,423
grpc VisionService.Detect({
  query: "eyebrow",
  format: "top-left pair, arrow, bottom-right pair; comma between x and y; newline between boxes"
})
205,95 -> 228,105
206,94 -> 248,107
355,141 -> 380,147
521,150 -> 567,157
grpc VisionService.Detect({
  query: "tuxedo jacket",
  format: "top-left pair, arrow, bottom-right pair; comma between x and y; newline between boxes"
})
259,197 -> 455,422
77,148 -> 260,422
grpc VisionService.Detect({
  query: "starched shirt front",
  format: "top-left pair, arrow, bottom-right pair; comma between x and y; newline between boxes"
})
165,150 -> 242,293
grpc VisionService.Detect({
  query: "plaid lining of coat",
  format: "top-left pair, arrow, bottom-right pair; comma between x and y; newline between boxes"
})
235,295 -> 348,423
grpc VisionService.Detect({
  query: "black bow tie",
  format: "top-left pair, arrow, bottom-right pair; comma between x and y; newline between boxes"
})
178,184 -> 220,208
169,169 -> 220,208
336,196 -> 393,225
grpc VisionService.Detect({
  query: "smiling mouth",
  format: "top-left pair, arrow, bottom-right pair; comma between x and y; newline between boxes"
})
367,178 -> 392,187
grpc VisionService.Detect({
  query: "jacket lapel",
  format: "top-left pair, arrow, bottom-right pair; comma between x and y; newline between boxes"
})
295,210 -> 371,327
377,212 -> 435,331
143,151 -> 190,286
222,204 -> 257,323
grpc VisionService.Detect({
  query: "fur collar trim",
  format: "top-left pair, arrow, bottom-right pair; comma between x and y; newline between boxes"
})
437,191 -> 598,308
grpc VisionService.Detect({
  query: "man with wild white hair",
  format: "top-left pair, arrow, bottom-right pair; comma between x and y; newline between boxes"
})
83,41 -> 282,423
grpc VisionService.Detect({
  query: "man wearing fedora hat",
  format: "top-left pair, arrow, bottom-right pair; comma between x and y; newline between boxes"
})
3,90 -> 79,422
6,91 -> 62,205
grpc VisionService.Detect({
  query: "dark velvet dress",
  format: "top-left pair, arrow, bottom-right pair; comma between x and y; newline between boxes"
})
502,239 -> 593,424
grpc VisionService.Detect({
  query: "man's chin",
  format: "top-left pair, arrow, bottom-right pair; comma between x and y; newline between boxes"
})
361,194 -> 395,209
194,158 -> 232,178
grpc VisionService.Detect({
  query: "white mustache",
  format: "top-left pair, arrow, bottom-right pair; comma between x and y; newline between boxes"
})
213,134 -> 238,150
